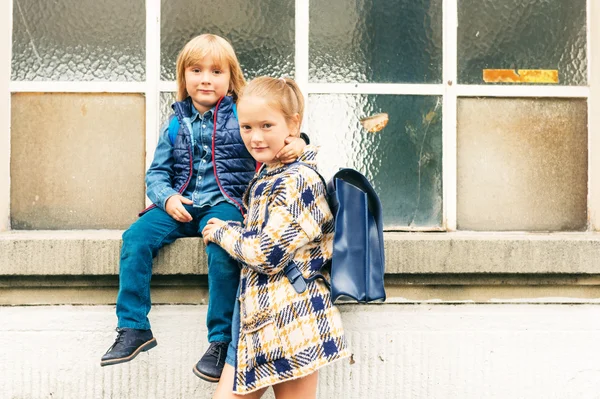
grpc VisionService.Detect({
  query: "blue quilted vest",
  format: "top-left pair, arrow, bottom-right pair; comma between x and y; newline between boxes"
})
170,96 -> 256,213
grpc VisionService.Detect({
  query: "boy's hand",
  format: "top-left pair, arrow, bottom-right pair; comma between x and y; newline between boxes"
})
165,195 -> 193,222
202,218 -> 226,245
277,136 -> 306,164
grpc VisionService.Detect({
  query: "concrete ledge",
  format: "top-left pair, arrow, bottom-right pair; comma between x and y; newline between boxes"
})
386,232 -> 600,273
0,230 -> 206,275
1,231 -> 600,276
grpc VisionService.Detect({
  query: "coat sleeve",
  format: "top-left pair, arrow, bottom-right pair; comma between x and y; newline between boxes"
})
211,169 -> 329,275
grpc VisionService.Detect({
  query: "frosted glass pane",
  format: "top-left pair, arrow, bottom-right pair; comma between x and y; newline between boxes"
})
457,98 -> 587,231
159,92 -> 177,130
161,0 -> 294,81
12,0 -> 145,81
309,0 -> 442,83
11,93 -> 146,229
458,0 -> 587,85
307,95 -> 443,229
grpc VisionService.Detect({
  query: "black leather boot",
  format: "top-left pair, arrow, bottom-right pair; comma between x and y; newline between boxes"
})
100,328 -> 157,367
192,341 -> 229,382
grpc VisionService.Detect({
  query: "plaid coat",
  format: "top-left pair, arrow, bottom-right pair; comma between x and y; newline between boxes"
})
211,146 -> 350,394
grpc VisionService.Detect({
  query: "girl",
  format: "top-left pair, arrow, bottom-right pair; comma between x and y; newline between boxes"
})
101,35 -> 307,384
203,77 -> 350,398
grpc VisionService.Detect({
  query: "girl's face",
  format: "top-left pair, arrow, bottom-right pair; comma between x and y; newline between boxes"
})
238,95 -> 299,165
185,55 -> 231,113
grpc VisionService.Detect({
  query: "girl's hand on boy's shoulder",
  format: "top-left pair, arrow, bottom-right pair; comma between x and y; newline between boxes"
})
277,136 -> 306,164
202,218 -> 226,245
165,194 -> 193,223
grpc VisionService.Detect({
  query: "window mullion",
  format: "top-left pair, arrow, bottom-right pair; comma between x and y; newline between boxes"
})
295,0 -> 309,128
145,0 -> 161,207
306,83 -> 444,95
589,0 -> 600,231
1,0 -> 12,231
442,0 -> 458,231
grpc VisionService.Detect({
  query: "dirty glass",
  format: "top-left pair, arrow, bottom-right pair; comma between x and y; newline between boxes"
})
458,0 -> 587,85
161,0 -> 294,81
457,98 -> 587,231
11,93 -> 146,229
307,95 -> 443,229
309,0 -> 443,83
12,0 -> 145,81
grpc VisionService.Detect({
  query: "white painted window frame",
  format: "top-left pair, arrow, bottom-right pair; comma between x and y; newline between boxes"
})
2,0 -> 598,232
1,0 -> 12,231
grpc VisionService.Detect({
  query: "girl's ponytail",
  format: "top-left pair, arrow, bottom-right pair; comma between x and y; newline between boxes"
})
280,78 -> 305,126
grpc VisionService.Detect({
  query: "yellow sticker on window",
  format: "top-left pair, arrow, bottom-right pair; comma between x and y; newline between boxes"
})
483,69 -> 559,83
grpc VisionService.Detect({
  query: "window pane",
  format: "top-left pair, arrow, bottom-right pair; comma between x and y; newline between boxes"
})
458,0 -> 587,85
12,0 -> 145,81
308,95 -> 443,228
457,98 -> 587,231
161,0 -> 294,81
159,92 -> 176,130
11,93 -> 146,229
309,0 -> 443,83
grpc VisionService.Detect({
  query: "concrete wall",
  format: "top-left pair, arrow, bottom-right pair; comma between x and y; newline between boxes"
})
2,304 -> 600,399
457,98 -> 588,231
10,93 -> 146,230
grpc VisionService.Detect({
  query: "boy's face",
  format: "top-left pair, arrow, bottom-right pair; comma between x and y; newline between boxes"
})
185,55 -> 231,114
238,95 -> 299,165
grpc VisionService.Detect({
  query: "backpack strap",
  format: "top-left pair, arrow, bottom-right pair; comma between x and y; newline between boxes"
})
283,262 -> 308,294
262,161 -> 331,294
294,161 -> 328,192
168,116 -> 179,146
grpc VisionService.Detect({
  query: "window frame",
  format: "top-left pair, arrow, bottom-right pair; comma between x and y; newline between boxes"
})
2,0 -> 598,232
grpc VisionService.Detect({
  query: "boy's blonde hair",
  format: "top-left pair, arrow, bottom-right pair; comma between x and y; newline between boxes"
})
175,34 -> 246,102
238,77 -> 305,135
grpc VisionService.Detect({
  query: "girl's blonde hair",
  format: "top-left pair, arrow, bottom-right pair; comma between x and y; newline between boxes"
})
175,34 -> 246,102
238,77 -> 305,135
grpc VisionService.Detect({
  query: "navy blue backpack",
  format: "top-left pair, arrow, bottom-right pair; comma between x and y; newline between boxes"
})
281,164 -> 386,304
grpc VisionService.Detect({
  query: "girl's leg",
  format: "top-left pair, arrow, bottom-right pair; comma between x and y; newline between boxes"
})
213,364 -> 268,399
272,371 -> 318,399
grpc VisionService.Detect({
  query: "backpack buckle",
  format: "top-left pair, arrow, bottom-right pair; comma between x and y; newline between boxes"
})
283,263 -> 307,294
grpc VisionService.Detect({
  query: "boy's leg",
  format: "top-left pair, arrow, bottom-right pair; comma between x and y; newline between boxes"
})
102,206 -> 194,366
194,202 -> 244,381
117,207 -> 193,329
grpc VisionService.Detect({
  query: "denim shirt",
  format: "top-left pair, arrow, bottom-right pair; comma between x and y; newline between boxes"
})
145,106 -> 227,210
184,106 -> 226,207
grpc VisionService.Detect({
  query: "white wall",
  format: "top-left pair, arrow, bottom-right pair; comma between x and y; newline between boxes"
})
2,304 -> 600,399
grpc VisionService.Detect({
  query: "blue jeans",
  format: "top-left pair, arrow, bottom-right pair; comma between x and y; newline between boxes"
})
116,201 -> 244,343
225,285 -> 241,366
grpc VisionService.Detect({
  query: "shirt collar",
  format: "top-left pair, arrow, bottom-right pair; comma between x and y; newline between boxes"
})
190,105 -> 214,122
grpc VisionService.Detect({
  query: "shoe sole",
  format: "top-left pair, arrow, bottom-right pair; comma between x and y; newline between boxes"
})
192,364 -> 220,383
100,338 -> 158,367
